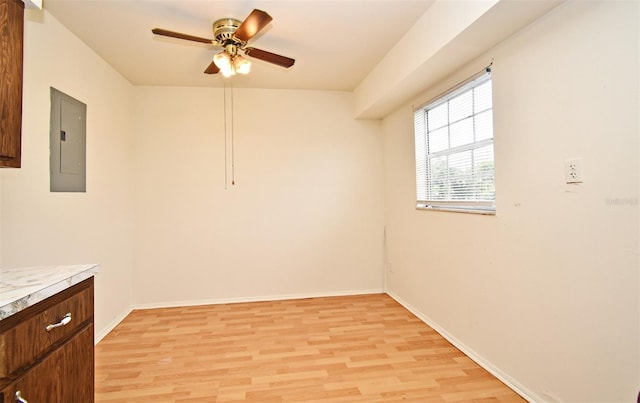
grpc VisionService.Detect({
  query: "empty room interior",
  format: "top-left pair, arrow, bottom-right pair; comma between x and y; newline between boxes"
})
0,0 -> 638,402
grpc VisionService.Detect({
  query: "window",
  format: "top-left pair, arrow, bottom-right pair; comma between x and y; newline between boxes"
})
414,68 -> 495,214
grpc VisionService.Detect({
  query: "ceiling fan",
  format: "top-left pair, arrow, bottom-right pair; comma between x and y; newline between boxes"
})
152,9 -> 295,77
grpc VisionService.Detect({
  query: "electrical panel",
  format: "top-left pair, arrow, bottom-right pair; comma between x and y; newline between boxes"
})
50,88 -> 86,192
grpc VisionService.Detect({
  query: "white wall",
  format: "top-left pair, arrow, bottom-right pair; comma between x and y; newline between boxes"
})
382,1 -> 639,402
0,8 -> 385,337
132,87 -> 385,306
0,10 -> 136,338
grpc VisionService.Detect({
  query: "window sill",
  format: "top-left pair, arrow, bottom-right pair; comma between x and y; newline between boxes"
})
416,205 -> 496,215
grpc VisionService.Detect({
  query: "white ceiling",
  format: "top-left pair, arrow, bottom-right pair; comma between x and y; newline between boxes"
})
40,0 -> 435,91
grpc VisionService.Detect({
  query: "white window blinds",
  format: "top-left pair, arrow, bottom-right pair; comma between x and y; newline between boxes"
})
414,69 -> 495,213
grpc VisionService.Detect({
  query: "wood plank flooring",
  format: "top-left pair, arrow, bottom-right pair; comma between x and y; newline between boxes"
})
95,294 -> 524,402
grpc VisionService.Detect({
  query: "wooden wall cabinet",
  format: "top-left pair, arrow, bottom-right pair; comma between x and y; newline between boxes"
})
0,0 -> 24,168
0,278 -> 95,402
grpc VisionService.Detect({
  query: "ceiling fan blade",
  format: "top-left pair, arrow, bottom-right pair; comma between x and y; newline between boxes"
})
244,47 -> 295,68
204,61 -> 220,74
233,9 -> 273,42
152,28 -> 212,44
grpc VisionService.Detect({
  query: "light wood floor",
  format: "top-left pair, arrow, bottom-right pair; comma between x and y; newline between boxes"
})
95,294 -> 524,402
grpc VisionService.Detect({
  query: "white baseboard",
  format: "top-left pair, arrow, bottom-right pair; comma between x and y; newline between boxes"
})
385,290 -> 539,403
131,288 -> 385,311
94,306 -> 133,344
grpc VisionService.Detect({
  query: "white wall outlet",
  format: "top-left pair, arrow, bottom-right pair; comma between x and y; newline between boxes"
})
565,158 -> 583,183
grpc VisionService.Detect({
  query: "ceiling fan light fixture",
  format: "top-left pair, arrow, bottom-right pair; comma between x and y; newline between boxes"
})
213,51 -> 234,77
235,55 -> 251,75
213,51 -> 251,77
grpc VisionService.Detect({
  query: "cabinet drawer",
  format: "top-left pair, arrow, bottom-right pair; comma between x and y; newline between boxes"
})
0,279 -> 93,378
1,323 -> 94,403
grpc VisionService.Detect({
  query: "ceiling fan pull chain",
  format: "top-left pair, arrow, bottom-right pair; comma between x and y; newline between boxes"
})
231,81 -> 235,186
223,82 -> 228,190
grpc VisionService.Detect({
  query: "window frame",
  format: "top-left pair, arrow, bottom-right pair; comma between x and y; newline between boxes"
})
414,68 -> 495,215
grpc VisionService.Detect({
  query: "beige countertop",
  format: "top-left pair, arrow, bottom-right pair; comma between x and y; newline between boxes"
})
0,264 -> 100,320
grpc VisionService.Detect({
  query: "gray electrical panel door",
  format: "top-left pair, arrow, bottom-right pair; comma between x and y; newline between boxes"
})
50,88 -> 86,192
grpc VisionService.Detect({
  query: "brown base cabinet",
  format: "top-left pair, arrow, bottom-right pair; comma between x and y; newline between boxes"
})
0,279 -> 95,402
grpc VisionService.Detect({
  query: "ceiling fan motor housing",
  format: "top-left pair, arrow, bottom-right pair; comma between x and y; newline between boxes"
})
212,18 -> 244,47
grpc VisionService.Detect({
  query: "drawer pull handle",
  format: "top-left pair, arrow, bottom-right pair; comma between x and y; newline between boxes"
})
45,313 -> 72,331
15,390 -> 28,403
